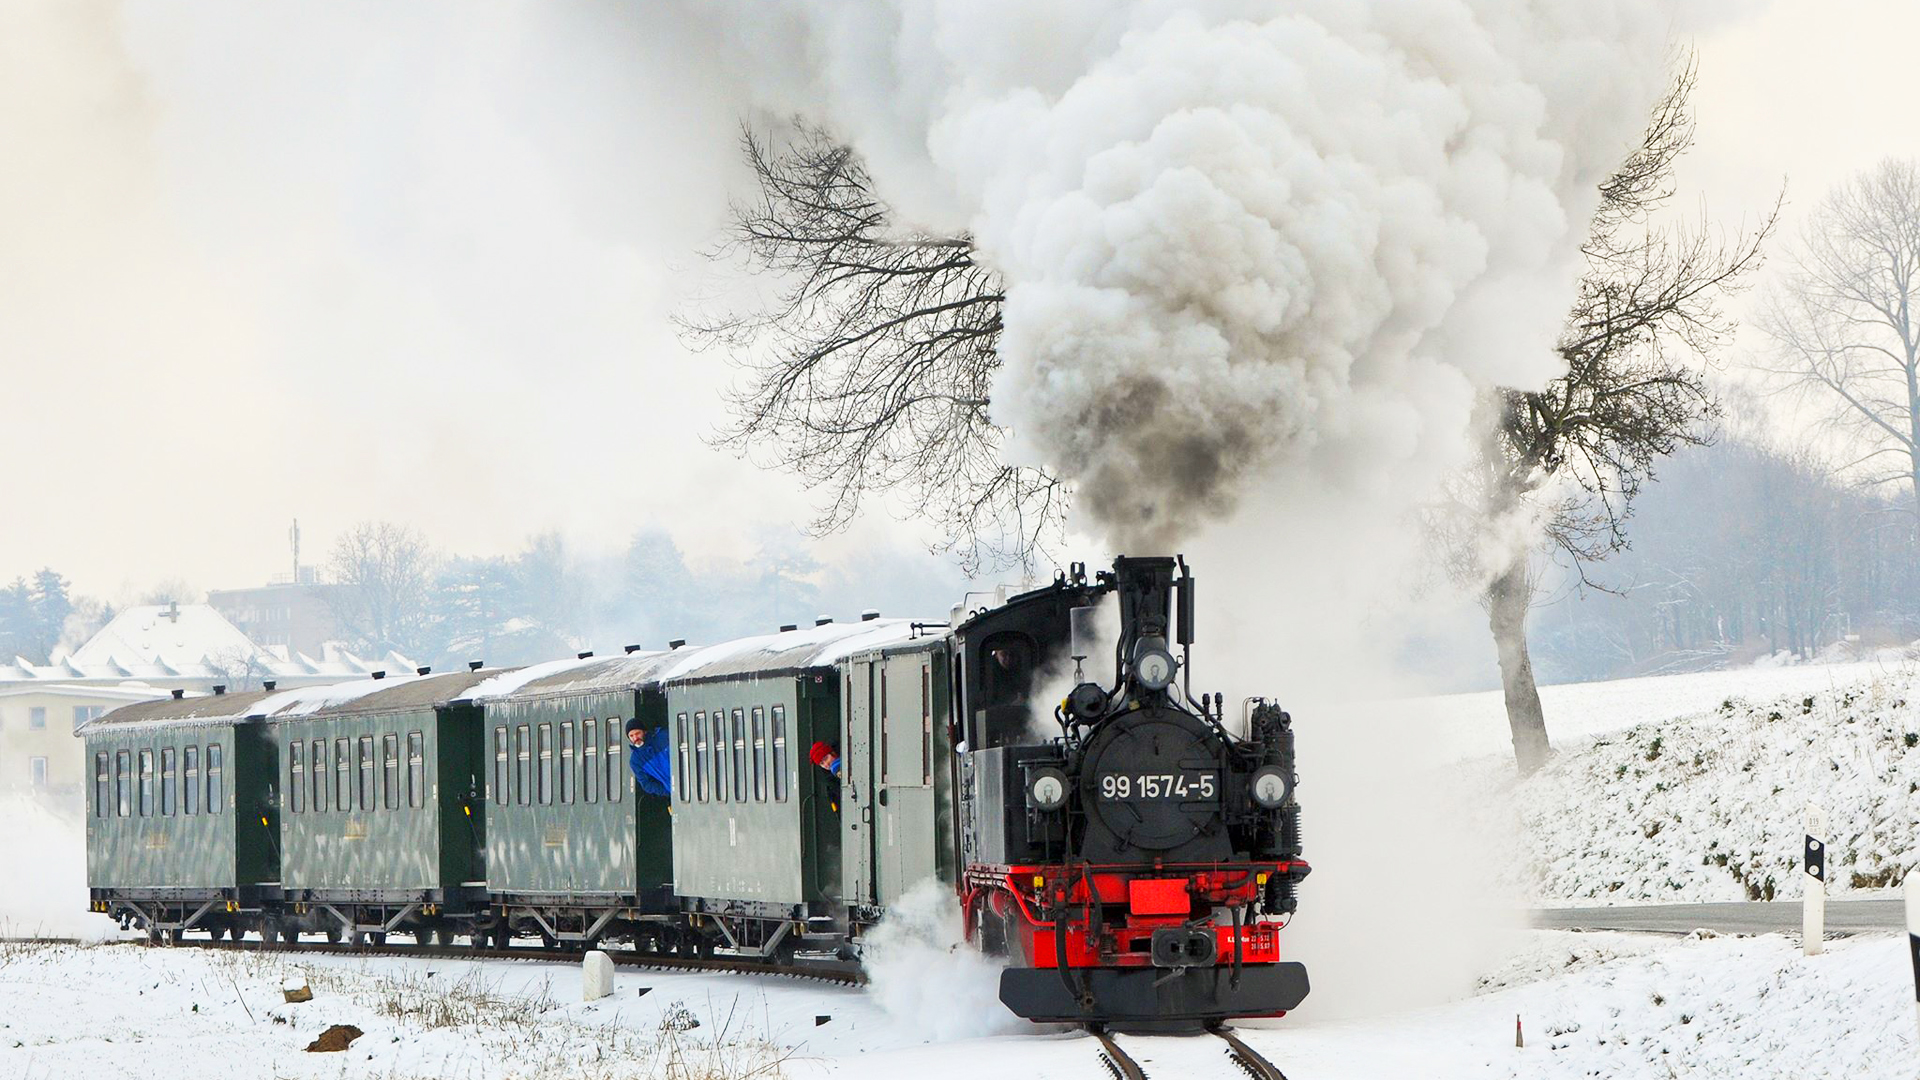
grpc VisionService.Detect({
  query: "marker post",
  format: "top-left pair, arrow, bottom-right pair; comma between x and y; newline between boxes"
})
1804,804 -> 1827,956
1906,871 -> 1920,1042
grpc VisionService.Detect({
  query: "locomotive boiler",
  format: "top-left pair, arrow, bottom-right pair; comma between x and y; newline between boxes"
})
953,556 -> 1311,1030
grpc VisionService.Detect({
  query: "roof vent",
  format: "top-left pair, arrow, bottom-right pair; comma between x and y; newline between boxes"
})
469,660 -> 484,671
262,680 -> 277,692
171,689 -> 185,700
668,639 -> 686,650
623,644 -> 642,654
212,685 -> 226,696
371,670 -> 386,680
860,609 -> 880,622
815,616 -> 834,626
416,666 -> 431,676
780,624 -> 798,633
577,651 -> 593,660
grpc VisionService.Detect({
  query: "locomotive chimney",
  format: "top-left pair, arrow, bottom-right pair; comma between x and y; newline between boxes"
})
1112,556 -> 1178,648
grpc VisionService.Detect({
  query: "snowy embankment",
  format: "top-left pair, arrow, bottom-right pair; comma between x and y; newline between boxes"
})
1488,669 -> 1920,905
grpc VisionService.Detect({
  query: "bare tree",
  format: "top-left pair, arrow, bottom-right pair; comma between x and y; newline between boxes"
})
685,123 -> 1064,573
1451,60 -> 1775,774
1759,159 -> 1920,518
327,521 -> 437,659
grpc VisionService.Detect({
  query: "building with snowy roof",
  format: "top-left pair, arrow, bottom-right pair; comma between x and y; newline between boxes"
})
0,601 -> 417,695
0,602 -> 412,804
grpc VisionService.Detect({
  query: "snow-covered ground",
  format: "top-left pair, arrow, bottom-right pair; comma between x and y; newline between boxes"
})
1,929 -> 1911,1079
1340,654 -> 1919,761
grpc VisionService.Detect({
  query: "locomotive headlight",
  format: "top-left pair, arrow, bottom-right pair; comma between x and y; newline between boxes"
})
1134,647 -> 1177,691
1250,765 -> 1290,809
1027,767 -> 1069,812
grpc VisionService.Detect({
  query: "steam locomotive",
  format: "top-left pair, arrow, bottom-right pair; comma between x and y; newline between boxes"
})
80,554 -> 1308,1030
953,556 -> 1310,1028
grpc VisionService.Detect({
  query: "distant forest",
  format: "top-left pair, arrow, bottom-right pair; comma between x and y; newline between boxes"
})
1531,437 -> 1920,683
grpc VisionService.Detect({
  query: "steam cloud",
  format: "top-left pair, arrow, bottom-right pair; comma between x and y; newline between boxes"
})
684,0 -> 1754,551
860,880 -> 1027,1040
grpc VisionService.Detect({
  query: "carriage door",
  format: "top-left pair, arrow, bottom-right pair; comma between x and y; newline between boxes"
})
840,658 -> 879,907
875,652 -> 939,906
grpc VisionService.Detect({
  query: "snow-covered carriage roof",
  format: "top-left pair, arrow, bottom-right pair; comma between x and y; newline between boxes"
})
79,668 -> 514,734
652,618 -> 937,684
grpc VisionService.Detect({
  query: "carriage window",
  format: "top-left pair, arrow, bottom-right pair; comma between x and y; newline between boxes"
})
751,707 -> 767,802
582,718 -> 599,804
731,709 -> 747,802
137,750 -> 153,816
185,745 -> 200,815
713,711 -> 728,804
922,663 -> 934,785
606,719 -> 623,803
311,739 -> 326,812
93,752 -> 108,818
333,738 -> 349,812
160,748 -> 176,816
382,733 -> 399,810
358,735 -> 375,812
771,705 -> 789,802
694,711 -> 708,802
207,743 -> 224,812
407,732 -> 425,809
115,750 -> 130,817
493,726 -> 509,806
683,714 -> 698,799
536,723 -> 552,805
289,742 -> 304,814
559,721 -> 574,804
515,725 -> 531,805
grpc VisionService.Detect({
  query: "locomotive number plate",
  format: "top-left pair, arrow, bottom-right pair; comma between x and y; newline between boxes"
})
1097,771 -> 1218,800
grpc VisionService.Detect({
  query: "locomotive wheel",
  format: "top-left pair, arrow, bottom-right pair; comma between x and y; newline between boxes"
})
368,931 -> 387,947
468,926 -> 492,951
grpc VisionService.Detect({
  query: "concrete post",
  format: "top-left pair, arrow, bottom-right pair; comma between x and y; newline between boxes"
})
583,950 -> 615,1002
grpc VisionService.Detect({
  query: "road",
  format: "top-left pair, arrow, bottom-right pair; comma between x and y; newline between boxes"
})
1530,897 -> 1904,936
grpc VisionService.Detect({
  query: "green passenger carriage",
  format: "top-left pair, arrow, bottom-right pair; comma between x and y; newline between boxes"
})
79,689 -> 279,941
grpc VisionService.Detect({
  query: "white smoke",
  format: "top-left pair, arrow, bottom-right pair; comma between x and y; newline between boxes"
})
679,0 -> 1760,551
860,879 -> 1027,1041
0,794 -> 116,940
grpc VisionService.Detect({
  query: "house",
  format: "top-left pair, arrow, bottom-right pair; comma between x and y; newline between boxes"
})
0,603 -> 414,806
0,684 -> 164,797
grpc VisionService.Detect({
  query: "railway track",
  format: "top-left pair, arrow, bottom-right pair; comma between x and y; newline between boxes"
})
104,934 -> 865,985
1094,1025 -> 1291,1080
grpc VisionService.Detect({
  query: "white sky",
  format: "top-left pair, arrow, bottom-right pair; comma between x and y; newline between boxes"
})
0,0 -> 1914,601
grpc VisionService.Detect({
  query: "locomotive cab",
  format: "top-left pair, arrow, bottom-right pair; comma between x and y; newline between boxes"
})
952,556 -> 1310,1031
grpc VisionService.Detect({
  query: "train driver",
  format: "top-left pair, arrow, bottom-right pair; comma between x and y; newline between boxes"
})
625,717 -> 672,798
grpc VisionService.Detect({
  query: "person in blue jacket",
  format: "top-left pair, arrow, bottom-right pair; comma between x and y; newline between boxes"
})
626,717 -> 672,798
